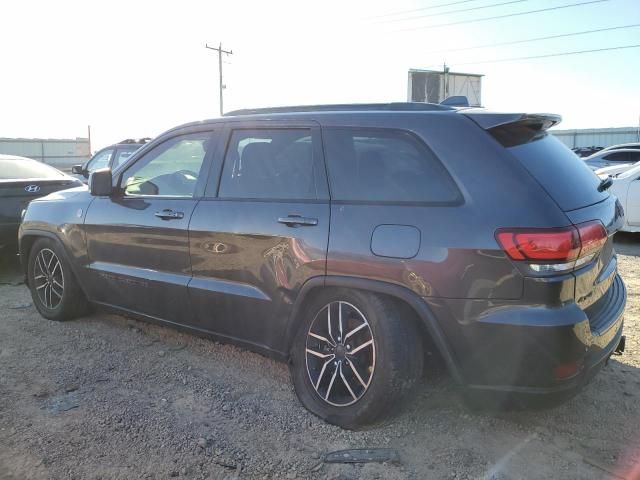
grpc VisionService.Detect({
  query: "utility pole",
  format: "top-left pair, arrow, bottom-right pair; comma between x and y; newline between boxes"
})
443,62 -> 450,101
205,43 -> 233,116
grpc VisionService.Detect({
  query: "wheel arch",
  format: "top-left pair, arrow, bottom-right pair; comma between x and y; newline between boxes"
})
285,275 -> 465,385
19,230 -> 83,291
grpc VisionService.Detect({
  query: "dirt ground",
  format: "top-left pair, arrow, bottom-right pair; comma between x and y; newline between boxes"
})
1,234 -> 640,480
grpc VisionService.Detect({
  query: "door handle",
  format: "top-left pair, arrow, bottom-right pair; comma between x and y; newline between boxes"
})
278,215 -> 318,227
155,209 -> 184,220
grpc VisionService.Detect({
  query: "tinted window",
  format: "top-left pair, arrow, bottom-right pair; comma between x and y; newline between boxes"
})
122,132 -> 212,197
113,147 -> 139,169
86,149 -> 114,171
219,129 -> 317,200
604,151 -> 630,163
509,134 -> 607,211
0,158 -> 65,180
323,128 -> 459,203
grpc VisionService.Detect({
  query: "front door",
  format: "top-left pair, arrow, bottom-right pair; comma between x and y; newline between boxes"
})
83,130 -> 216,323
188,124 -> 329,354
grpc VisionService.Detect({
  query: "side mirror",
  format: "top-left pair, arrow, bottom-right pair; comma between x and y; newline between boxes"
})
71,164 -> 84,175
89,168 -> 113,196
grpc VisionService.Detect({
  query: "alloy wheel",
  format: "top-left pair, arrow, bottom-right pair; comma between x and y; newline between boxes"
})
33,248 -> 64,310
305,301 -> 376,407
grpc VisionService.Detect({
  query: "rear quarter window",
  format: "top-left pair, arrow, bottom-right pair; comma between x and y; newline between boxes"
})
508,134 -> 607,211
322,128 -> 461,204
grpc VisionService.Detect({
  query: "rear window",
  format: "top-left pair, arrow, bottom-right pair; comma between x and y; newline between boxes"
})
0,158 -> 65,180
323,128 -> 460,204
508,134 -> 607,211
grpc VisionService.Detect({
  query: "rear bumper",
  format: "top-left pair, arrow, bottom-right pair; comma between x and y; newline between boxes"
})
466,316 -> 624,408
438,274 -> 626,405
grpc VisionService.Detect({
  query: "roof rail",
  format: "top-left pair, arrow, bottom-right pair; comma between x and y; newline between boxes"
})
224,102 -> 454,116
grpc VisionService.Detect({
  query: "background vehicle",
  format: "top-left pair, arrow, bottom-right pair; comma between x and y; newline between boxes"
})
607,164 -> 640,233
584,148 -> 640,170
1,155 -> 82,255
599,142 -> 640,153
19,103 -> 626,428
595,161 -> 640,178
572,146 -> 603,157
71,138 -> 151,183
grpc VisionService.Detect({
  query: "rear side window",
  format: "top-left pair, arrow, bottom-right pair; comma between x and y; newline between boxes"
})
86,148 -> 113,171
508,134 -> 607,211
323,128 -> 460,203
113,147 -> 139,168
603,151 -> 631,163
219,129 -> 318,200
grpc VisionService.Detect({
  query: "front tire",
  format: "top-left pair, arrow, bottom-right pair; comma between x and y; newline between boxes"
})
290,289 -> 423,429
27,238 -> 89,321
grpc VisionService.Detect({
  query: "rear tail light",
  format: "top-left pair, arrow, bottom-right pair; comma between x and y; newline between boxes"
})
496,221 -> 607,273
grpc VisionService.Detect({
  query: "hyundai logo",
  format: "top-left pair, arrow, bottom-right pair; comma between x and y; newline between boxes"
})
25,184 -> 41,193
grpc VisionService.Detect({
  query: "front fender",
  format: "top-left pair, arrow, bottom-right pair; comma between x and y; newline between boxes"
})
19,190 -> 93,286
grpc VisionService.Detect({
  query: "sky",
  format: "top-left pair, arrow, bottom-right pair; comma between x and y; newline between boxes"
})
0,0 -> 639,151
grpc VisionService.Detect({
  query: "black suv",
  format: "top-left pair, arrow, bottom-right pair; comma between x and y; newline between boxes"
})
19,104 -> 626,428
71,138 -> 151,182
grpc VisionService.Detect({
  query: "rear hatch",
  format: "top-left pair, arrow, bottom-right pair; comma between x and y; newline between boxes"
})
465,111 -> 624,316
0,179 -> 79,224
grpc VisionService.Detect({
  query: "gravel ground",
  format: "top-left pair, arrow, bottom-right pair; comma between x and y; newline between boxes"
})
1,235 -> 640,480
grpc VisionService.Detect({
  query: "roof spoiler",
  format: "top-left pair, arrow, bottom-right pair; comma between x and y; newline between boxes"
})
440,96 -> 470,107
463,112 -> 562,147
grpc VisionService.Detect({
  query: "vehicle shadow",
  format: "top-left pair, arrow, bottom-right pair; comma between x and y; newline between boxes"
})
614,231 -> 640,257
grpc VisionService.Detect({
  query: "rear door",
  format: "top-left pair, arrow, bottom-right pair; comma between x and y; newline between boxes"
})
188,122 -> 329,353
83,129 -> 217,322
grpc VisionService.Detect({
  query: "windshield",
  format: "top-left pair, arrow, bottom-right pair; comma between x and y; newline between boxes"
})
0,158 -> 65,180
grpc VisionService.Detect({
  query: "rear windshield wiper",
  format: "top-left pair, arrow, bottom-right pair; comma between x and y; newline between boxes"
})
598,176 -> 613,192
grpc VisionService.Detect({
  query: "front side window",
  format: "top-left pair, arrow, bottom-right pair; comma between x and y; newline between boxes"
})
219,129 -> 317,200
121,132 -> 212,197
86,148 -> 114,172
323,128 -> 460,203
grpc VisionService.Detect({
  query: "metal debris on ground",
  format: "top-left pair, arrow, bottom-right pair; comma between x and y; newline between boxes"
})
323,448 -> 400,464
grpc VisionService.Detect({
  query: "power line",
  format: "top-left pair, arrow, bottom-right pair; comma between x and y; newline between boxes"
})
428,23 -> 640,53
377,0 -> 530,24
396,0 -> 609,32
438,43 -> 640,67
368,0 -> 480,19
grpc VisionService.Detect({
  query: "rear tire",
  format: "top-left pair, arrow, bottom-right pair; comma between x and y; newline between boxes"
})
290,288 -> 423,429
27,237 -> 89,321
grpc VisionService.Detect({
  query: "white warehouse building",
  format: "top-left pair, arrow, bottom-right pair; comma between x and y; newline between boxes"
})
0,137 -> 91,172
